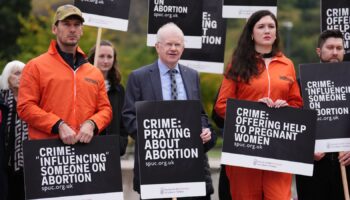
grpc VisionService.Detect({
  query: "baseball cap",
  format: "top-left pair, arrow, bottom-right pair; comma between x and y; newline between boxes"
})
53,4 -> 84,25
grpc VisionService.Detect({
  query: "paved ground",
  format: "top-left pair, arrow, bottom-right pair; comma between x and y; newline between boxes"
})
121,150 -> 298,200
120,155 -> 221,200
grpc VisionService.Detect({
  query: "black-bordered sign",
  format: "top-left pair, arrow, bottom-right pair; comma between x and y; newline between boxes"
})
222,0 -> 277,19
147,0 -> 203,48
23,136 -> 123,200
321,0 -> 350,61
299,62 -> 350,152
74,0 -> 130,31
136,100 -> 205,199
180,0 -> 227,74
221,99 -> 316,176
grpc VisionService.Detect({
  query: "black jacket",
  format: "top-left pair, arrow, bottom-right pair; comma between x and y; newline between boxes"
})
101,84 -> 128,156
0,95 -> 8,200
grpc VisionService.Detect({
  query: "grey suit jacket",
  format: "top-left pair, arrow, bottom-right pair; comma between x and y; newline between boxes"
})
122,61 -> 216,193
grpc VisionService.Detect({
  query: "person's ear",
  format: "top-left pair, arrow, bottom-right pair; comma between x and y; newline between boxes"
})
52,24 -> 57,35
155,42 -> 161,53
316,48 -> 321,57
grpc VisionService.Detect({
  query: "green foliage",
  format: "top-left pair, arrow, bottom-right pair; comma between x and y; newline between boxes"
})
283,4 -> 320,67
0,0 -> 31,68
16,13 -> 53,62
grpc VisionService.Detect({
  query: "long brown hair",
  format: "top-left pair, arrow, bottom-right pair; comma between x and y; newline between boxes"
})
88,40 -> 122,87
226,10 -> 280,83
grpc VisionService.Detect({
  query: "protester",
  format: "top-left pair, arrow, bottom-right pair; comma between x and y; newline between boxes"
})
0,60 -> 28,200
122,22 -> 216,199
88,40 -> 128,156
214,10 -> 302,200
0,60 -> 27,200
0,93 -> 7,200
17,4 -> 112,144
296,29 -> 350,200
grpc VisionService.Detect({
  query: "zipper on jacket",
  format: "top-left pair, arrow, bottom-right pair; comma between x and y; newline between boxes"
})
265,58 -> 278,99
69,66 -> 79,131
73,67 -> 80,127
265,63 -> 271,98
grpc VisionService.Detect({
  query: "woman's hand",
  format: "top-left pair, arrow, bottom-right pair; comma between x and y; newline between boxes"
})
258,97 -> 274,107
258,98 -> 289,108
274,99 -> 289,108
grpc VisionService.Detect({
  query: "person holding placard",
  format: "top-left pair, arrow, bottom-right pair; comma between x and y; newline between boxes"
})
296,29 -> 350,200
17,4 -> 112,144
0,61 -> 27,200
214,10 -> 302,200
123,22 -> 216,199
88,40 -> 128,156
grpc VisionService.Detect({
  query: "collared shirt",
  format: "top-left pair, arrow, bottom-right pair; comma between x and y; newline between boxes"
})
158,59 -> 187,100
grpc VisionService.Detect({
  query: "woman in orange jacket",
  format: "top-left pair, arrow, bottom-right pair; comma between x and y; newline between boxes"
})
214,10 -> 302,200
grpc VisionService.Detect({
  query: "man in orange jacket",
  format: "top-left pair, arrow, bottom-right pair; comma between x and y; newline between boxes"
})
17,4 -> 112,144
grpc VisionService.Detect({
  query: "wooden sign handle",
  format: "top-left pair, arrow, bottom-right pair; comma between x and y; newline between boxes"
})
340,152 -> 350,200
93,27 -> 103,66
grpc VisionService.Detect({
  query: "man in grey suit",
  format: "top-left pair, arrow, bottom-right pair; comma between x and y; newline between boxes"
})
122,22 -> 216,199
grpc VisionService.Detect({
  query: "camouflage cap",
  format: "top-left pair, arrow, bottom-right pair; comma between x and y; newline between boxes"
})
53,4 -> 84,25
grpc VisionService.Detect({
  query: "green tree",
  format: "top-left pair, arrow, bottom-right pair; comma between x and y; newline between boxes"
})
0,0 -> 31,68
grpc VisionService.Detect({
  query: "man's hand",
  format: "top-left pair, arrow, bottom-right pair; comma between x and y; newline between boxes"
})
314,152 -> 325,161
59,122 -> 77,145
339,152 -> 350,166
200,128 -> 211,144
75,120 -> 95,143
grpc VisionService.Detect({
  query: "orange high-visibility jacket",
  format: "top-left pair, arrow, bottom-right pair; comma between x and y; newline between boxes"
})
215,53 -> 303,118
17,40 -> 112,140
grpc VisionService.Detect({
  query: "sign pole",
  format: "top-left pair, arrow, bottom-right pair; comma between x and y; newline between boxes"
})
93,27 -> 103,66
340,152 -> 350,200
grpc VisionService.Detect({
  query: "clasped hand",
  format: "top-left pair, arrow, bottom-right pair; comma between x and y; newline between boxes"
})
58,121 -> 94,145
258,97 -> 288,108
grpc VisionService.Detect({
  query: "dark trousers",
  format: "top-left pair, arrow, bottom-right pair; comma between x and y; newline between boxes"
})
218,165 -> 231,200
7,169 -> 25,200
296,153 -> 350,200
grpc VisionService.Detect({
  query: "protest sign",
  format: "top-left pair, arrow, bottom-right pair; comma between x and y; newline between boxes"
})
180,0 -> 227,74
321,0 -> 350,61
148,0 -> 203,48
23,136 -> 123,200
222,0 -> 277,19
136,100 -> 205,199
74,0 -> 130,31
221,99 -> 316,176
300,62 -> 350,152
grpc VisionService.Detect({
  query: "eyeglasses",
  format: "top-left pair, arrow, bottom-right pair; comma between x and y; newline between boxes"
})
158,42 -> 183,49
